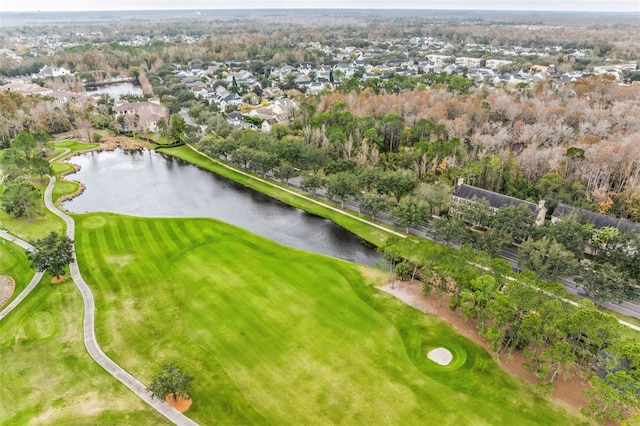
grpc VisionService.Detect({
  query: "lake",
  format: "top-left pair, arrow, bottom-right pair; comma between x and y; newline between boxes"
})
85,82 -> 143,101
63,148 -> 381,266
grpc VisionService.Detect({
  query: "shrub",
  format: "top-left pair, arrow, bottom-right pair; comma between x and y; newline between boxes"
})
395,261 -> 413,280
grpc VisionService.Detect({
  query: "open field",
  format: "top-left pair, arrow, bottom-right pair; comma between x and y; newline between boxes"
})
0,274 -> 167,425
74,212 -> 582,424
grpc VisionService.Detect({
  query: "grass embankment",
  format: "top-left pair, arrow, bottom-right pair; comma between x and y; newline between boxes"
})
163,145 -> 396,247
0,275 -> 168,425
75,213 -> 581,425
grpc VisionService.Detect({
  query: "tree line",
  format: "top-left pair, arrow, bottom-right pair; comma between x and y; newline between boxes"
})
378,237 -> 640,424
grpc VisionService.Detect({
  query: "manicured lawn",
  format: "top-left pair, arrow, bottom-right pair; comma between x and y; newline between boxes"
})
0,178 -> 65,242
0,240 -> 34,307
74,213 -> 582,425
50,140 -> 99,157
0,142 -> 88,242
163,145 -> 395,247
0,275 -> 167,425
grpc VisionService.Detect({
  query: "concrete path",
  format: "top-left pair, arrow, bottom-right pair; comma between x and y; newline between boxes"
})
0,232 -> 44,321
0,148 -> 71,321
43,176 -> 199,426
49,147 -> 72,163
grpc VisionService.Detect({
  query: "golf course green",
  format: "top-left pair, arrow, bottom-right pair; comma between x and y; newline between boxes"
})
69,212 -> 580,425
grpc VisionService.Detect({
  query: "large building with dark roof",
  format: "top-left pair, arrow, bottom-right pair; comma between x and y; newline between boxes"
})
551,203 -> 640,234
451,179 -> 547,226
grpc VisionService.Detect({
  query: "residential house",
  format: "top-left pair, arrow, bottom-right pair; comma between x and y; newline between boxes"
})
113,98 -> 168,133
551,203 -> 640,234
451,179 -> 547,226
298,63 -> 314,74
294,75 -> 311,88
270,98 -> 297,119
551,203 -> 640,255
275,65 -> 297,81
226,112 -> 254,129
247,107 -> 277,122
316,66 -> 332,80
219,92 -> 242,109
37,65 -> 73,78
0,79 -> 52,96
307,81 -> 327,94
333,63 -> 354,78
468,67 -> 496,84
426,54 -> 451,65
486,59 -> 512,70
455,57 -> 483,68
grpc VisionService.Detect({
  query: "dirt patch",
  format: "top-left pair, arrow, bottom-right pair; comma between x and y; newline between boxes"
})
0,275 -> 16,307
50,275 -> 66,284
165,394 -> 192,413
379,279 -> 589,416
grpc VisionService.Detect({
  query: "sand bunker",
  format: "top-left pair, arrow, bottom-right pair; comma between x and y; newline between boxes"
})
428,347 -> 453,366
0,275 -> 15,307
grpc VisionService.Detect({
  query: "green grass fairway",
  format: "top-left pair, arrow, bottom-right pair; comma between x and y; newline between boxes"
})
75,213 -> 581,425
51,140 -> 99,157
0,275 -> 168,425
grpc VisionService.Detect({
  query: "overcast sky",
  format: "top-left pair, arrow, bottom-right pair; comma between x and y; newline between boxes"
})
1,0 -> 638,12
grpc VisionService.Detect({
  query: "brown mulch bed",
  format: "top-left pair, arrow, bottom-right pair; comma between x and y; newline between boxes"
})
0,275 -> 15,307
50,275 -> 66,284
165,395 -> 192,413
379,279 -> 589,418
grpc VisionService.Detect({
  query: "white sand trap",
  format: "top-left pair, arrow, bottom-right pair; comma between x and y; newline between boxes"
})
427,347 -> 453,366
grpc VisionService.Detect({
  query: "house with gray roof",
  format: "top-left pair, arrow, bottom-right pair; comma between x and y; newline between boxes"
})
451,179 -> 547,226
551,203 -> 640,234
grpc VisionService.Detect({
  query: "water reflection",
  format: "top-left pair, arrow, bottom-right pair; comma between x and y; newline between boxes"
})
85,82 -> 143,101
63,149 -> 381,266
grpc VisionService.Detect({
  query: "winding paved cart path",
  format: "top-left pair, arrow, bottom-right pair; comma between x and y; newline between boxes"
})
0,232 -> 44,321
43,175 -> 199,426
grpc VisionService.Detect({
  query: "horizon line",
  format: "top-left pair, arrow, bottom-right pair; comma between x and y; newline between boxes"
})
2,7 -> 638,13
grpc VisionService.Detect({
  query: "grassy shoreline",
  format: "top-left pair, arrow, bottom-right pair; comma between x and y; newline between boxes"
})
162,145 -> 402,247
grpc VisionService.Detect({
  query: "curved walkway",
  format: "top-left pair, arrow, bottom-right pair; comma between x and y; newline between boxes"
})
43,176 -> 198,426
49,147 -> 72,163
0,231 -> 44,321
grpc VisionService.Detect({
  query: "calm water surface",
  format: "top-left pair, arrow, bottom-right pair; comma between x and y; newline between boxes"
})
85,82 -> 143,101
63,149 -> 381,266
